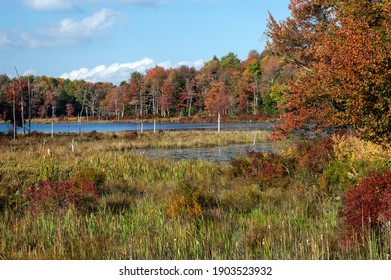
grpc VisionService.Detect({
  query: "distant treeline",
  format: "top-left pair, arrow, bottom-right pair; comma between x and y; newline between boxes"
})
0,50 -> 296,128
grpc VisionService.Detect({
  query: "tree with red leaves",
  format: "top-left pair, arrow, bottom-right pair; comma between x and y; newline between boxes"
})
100,85 -> 128,120
160,79 -> 174,117
204,81 -> 231,115
267,0 -> 391,144
127,71 -> 144,116
143,66 -> 168,116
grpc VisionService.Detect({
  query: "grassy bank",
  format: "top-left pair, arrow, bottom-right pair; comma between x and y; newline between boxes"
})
0,130 -> 272,151
0,131 -> 390,259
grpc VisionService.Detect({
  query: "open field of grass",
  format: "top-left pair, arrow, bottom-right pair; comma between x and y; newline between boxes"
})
0,130 -> 390,260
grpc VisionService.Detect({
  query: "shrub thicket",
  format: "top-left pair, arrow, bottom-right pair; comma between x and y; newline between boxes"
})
25,180 -> 99,213
341,169 -> 391,230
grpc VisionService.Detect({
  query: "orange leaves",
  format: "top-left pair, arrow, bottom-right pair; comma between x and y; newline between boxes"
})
204,81 -> 231,115
267,0 -> 332,69
268,0 -> 391,144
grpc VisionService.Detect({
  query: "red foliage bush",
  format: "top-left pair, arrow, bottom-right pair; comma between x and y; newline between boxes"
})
230,151 -> 290,188
25,179 -> 99,212
86,130 -> 101,140
341,169 -> 391,230
295,137 -> 334,173
124,131 -> 139,140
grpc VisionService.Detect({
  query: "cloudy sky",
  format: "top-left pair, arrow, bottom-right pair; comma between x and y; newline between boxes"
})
1,0 -> 290,84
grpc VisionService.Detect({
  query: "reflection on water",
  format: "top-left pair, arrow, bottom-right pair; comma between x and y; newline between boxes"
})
135,142 -> 294,164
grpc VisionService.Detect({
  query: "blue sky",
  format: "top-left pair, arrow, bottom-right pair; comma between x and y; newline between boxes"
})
0,0 -> 290,84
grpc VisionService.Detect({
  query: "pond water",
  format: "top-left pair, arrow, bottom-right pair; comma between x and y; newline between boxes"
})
135,141 -> 294,163
0,121 -> 274,134
0,121 -> 295,163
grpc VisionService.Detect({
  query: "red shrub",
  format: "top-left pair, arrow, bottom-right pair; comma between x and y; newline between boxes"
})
124,131 -> 138,140
341,169 -> 391,230
230,151 -> 289,188
296,137 -> 334,173
86,130 -> 101,140
25,180 -> 99,212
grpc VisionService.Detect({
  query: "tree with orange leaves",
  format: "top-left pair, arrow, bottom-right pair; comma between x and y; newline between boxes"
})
267,0 -> 391,144
204,81 -> 232,115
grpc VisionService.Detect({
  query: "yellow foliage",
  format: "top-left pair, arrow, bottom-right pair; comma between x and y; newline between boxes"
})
166,196 -> 203,217
331,134 -> 391,162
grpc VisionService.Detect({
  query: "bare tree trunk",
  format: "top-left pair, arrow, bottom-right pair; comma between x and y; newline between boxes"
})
27,78 -> 32,135
12,83 -> 16,140
188,93 -> 193,117
14,67 -> 25,135
115,99 -> 118,121
217,112 -> 221,133
139,92 -> 143,117
253,80 -> 259,115
79,90 -> 87,122
20,94 -> 25,135
152,90 -> 157,115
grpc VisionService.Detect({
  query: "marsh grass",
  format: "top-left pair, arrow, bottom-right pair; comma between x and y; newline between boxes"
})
0,131 -> 390,260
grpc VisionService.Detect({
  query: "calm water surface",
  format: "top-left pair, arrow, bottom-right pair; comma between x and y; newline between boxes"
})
0,121 -> 294,163
0,122 -> 274,133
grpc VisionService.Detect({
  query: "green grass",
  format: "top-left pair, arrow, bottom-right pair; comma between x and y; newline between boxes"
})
0,131 -> 390,260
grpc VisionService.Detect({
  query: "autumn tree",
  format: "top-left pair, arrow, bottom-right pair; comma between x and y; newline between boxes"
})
267,0 -> 391,144
220,52 -> 242,70
45,90 -> 58,118
142,66 -> 168,116
258,51 -> 297,117
127,71 -> 144,116
0,74 -> 11,122
3,77 -> 30,136
196,59 -> 220,113
240,51 -> 263,114
204,81 -> 232,115
174,66 -> 198,116
267,0 -> 332,70
160,78 -> 174,117
100,85 -> 127,120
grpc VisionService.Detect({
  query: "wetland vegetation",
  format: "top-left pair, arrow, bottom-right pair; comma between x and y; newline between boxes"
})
1,0 -> 390,260
0,130 -> 390,260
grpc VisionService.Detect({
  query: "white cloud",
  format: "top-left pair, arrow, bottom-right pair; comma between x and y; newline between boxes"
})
177,60 -> 204,69
17,9 -> 126,48
23,69 -> 37,76
154,60 -> 205,69
23,0 -> 218,10
60,58 -> 155,84
114,0 -> 168,5
60,58 -> 206,84
59,9 -> 122,35
157,61 -> 173,69
23,0 -> 171,10
24,0 -> 73,10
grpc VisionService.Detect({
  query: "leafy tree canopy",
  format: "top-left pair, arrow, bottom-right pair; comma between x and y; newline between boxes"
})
267,0 -> 391,144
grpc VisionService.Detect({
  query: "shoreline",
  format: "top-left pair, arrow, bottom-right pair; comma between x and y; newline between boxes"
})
0,114 -> 278,125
